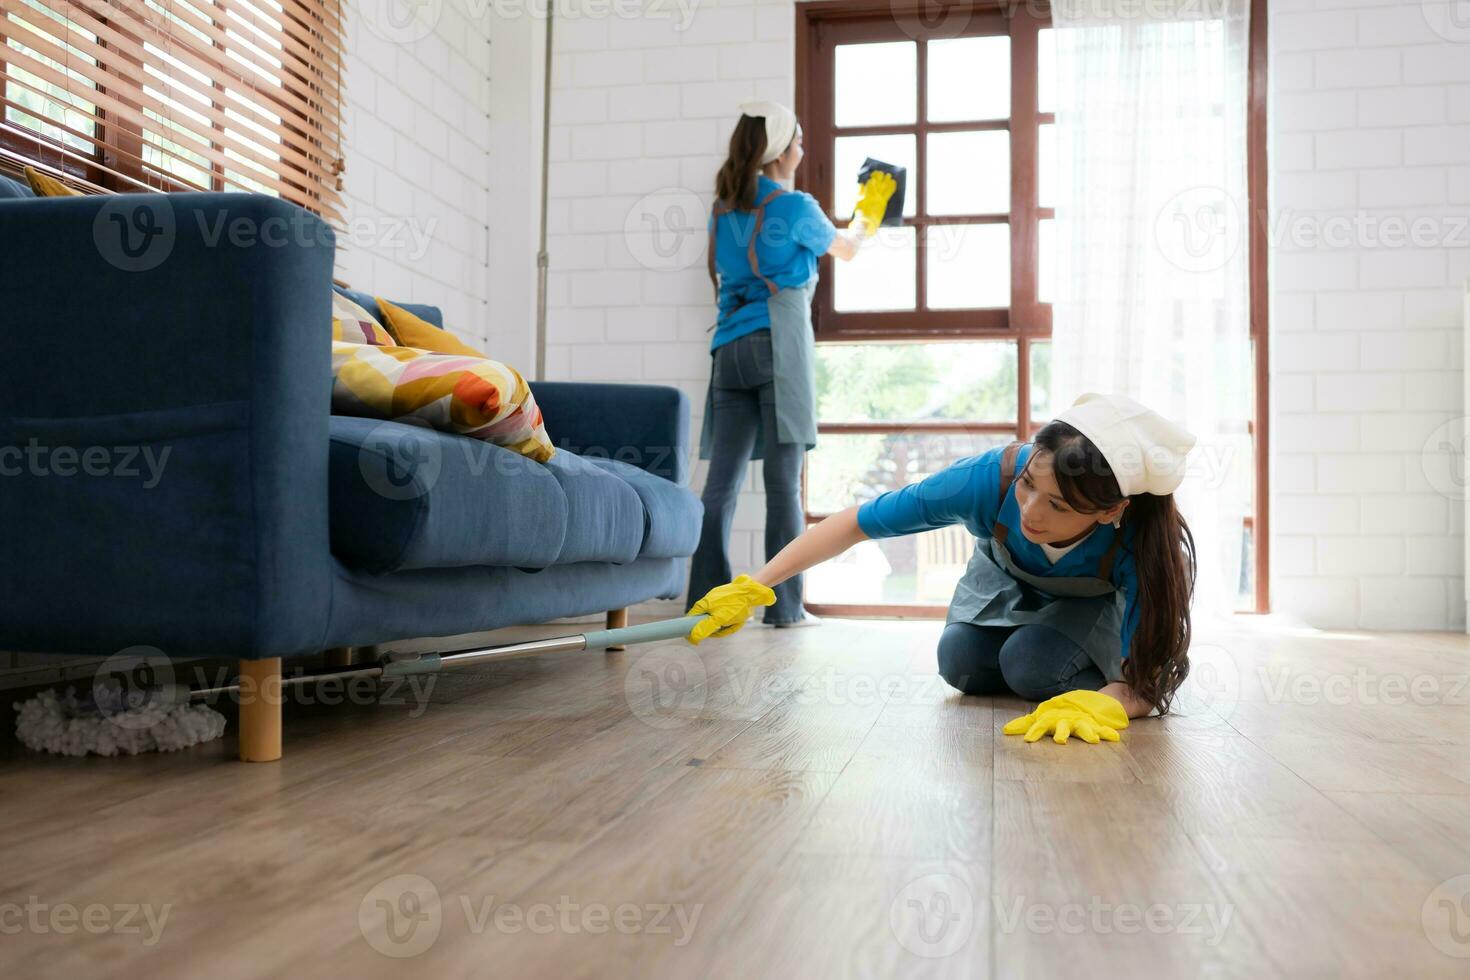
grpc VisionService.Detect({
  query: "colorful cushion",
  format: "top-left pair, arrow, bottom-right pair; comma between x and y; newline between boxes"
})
376,297 -> 484,357
332,291 -> 395,346
331,341 -> 555,463
23,166 -> 79,197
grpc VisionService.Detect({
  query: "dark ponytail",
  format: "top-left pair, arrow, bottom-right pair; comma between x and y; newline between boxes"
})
715,114 -> 767,212
1033,421 -> 1197,714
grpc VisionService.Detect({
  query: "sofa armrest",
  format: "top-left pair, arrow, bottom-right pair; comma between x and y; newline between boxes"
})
0,193 -> 336,660
529,382 -> 690,485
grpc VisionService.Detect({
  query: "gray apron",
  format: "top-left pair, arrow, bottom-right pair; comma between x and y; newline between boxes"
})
948,442 -> 1129,683
699,189 -> 819,462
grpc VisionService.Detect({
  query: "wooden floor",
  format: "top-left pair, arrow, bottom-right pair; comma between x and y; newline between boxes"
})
3,617 -> 1470,978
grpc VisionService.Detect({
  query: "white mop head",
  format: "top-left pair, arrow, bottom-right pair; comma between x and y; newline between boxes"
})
14,686 -> 227,757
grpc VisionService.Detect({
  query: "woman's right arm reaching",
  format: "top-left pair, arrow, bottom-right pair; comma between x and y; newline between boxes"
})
686,507 -> 868,643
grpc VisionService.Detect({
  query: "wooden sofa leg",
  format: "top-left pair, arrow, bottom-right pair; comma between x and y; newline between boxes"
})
239,657 -> 283,763
606,608 -> 629,651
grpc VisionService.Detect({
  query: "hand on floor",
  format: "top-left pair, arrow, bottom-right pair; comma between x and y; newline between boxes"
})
686,575 -> 776,645
1003,690 -> 1129,744
851,171 -> 897,236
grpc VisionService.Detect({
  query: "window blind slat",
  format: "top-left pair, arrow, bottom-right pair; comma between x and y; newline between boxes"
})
0,0 -> 343,217
4,11 -> 336,185
2,30 -> 334,191
42,1 -> 341,140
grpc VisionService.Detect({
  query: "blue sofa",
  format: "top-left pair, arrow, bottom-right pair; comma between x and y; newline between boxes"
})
0,189 -> 701,757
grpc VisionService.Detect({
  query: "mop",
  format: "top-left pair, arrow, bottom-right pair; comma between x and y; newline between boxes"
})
14,615 -> 710,757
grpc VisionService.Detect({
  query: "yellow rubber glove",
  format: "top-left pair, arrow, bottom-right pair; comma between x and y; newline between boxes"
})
851,171 -> 897,237
1002,690 -> 1130,745
686,575 -> 776,645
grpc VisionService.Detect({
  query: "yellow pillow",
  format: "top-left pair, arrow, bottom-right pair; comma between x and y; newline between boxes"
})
376,297 -> 485,357
332,291 -> 396,346
24,166 -> 80,197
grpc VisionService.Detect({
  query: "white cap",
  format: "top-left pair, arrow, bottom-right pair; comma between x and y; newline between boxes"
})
739,100 -> 797,165
1054,392 -> 1197,496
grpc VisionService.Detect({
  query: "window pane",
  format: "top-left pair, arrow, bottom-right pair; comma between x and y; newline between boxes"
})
834,226 -> 917,312
925,224 -> 1009,309
816,342 -> 1018,424
1038,217 -> 1055,304
926,130 -> 1009,216
835,42 -> 916,127
1038,29 -> 1056,114
806,433 -> 1011,604
834,134 -> 917,220
807,431 -> 1011,516
927,35 -> 1010,122
1038,122 -> 1056,208
1029,340 -> 1052,421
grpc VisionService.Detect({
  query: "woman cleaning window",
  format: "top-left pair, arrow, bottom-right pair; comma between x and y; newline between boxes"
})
687,393 -> 1199,744
688,101 -> 896,628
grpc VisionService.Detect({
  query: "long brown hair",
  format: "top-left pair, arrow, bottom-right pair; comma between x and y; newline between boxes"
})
1030,420 -> 1197,714
714,114 -> 768,212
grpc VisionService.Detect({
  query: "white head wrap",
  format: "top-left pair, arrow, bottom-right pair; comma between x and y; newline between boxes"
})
1054,393 -> 1197,496
739,100 -> 798,165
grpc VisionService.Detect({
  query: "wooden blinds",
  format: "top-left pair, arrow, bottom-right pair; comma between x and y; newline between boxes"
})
0,0 -> 343,219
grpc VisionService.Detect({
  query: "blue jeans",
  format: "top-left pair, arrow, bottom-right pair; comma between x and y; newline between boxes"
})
937,623 -> 1107,701
688,330 -> 806,624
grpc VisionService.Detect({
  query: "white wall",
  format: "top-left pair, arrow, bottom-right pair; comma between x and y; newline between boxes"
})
1269,0 -> 1469,629
545,0 -> 797,609
337,0 -> 495,349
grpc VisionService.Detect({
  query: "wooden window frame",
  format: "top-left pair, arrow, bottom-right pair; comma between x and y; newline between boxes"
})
795,0 -> 1271,618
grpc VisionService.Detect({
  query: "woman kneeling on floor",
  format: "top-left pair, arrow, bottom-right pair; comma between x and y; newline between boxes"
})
685,392 -> 1198,745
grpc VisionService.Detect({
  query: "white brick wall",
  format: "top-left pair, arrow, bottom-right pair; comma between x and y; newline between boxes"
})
336,0 -> 494,348
1269,0 -> 1468,630
544,0 -> 798,609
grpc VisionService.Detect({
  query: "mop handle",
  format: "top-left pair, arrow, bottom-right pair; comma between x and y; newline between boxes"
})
582,614 -> 708,651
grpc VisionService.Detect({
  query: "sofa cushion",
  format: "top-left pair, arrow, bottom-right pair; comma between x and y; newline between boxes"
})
328,418 -> 698,574
584,457 -> 702,559
328,416 -> 567,574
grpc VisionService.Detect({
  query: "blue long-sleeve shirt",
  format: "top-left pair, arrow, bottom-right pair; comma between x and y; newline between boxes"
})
709,176 -> 835,351
856,444 -> 1142,662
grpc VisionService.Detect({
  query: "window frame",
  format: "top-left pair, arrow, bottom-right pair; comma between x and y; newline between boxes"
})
795,0 -> 1272,617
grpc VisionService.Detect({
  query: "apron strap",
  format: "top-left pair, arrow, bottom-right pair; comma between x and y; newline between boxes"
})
1097,529 -> 1123,582
709,188 -> 788,305
708,200 -> 729,304
748,187 -> 786,296
991,441 -> 1027,548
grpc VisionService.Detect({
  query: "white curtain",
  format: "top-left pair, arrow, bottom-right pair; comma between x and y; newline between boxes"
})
1047,0 -> 1255,622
